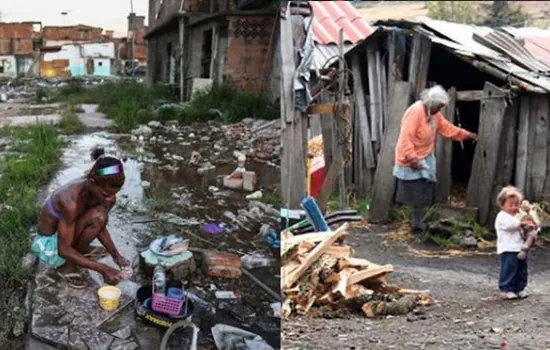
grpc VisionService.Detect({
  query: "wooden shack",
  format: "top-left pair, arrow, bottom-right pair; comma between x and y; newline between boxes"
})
343,18 -> 550,227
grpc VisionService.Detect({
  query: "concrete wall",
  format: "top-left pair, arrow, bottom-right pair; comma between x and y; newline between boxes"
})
0,23 -> 34,55
43,42 -> 115,77
0,56 -> 17,77
148,30 -> 180,84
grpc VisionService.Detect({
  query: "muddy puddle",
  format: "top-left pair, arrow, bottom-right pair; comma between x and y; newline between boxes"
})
41,128 -> 280,349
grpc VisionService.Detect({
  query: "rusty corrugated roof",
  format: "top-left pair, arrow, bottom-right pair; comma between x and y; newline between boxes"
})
310,1 -> 373,45
502,27 -> 550,67
417,17 -> 550,92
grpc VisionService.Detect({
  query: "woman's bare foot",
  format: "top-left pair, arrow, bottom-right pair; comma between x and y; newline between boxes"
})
57,263 -> 88,289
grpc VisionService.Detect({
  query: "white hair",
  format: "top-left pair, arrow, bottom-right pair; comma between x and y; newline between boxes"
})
420,85 -> 450,107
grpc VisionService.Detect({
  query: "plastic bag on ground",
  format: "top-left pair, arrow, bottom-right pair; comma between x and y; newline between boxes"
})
241,253 -> 272,269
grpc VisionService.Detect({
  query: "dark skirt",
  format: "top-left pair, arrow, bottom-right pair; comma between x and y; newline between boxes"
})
395,178 -> 435,208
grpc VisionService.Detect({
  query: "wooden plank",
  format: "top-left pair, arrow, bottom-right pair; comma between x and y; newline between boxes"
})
281,110 -> 307,210
369,82 -> 412,223
280,8 -> 295,124
351,54 -> 376,169
310,114 -> 322,137
525,96 -> 538,200
375,51 -> 385,143
487,97 -> 519,226
387,31 -> 407,96
408,33 -> 432,100
306,103 -> 335,115
366,39 -> 381,147
435,87 -> 457,203
283,223 -> 349,289
380,53 -> 389,135
353,103 -> 363,196
515,96 -> 531,194
347,265 -> 394,286
530,95 -> 548,201
543,96 -> 550,203
320,94 -> 334,167
456,90 -> 484,101
466,82 -> 510,225
317,161 -> 338,214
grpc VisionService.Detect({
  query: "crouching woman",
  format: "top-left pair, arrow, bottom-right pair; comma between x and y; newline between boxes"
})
31,148 -> 130,288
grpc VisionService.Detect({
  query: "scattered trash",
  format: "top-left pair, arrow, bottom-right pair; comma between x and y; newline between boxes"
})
211,324 -> 274,350
215,290 -> 241,299
246,190 -> 263,200
150,235 -> 190,256
270,302 -> 281,318
241,253 -> 272,269
202,250 -> 242,278
202,223 -> 225,235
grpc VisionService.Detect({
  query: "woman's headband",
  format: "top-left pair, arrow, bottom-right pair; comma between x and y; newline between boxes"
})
96,165 -> 122,177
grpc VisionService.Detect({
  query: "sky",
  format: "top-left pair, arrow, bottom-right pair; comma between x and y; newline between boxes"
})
1,0 -> 149,37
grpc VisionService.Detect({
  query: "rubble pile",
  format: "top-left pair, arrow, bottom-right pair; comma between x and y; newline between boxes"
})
281,223 -> 433,318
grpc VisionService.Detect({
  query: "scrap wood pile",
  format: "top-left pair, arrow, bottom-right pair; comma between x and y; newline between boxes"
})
281,223 -> 433,318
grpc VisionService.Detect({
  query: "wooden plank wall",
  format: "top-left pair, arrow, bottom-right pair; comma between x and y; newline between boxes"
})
466,82 -> 511,226
435,87 -> 457,204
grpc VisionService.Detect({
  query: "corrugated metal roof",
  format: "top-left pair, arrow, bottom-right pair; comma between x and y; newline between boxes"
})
310,1 -> 373,45
473,30 -> 550,73
311,43 -> 355,71
417,17 -> 550,92
502,27 -> 550,67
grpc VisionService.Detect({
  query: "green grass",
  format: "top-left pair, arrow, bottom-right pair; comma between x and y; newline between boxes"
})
0,124 -> 63,347
58,104 -> 86,134
45,80 -> 278,131
261,186 -> 281,209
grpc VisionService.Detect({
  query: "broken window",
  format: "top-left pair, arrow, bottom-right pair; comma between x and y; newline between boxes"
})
0,66 -> 4,74
200,29 -> 213,78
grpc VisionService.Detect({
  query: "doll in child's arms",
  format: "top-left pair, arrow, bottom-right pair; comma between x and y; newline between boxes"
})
517,200 -> 541,260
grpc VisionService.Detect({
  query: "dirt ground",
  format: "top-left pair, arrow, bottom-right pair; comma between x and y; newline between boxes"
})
283,225 -> 550,350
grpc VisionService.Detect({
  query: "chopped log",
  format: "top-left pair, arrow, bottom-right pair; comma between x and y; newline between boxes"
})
283,223 -> 349,289
282,299 -> 292,318
306,103 -> 336,115
361,294 -> 417,318
333,267 -> 358,298
466,82 -> 511,225
348,265 -> 394,286
282,230 -> 348,256
369,82 -> 412,223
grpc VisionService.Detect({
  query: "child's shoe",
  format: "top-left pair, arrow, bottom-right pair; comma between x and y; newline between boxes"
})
517,290 -> 529,299
500,291 -> 518,300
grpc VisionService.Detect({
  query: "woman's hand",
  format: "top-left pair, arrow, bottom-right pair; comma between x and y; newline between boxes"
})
467,132 -> 479,142
114,254 -> 130,268
409,158 -> 423,170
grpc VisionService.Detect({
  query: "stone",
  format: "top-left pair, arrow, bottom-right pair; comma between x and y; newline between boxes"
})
189,132 -> 195,138
148,120 -> 161,128
224,177 -> 243,190
189,151 -> 202,166
22,252 -> 37,269
460,232 -> 478,248
208,108 -> 223,118
12,321 -> 24,337
141,181 -> 151,189
131,125 -> 153,136
110,339 -> 139,350
197,162 -> 215,175
112,326 -> 132,340
242,171 -> 257,192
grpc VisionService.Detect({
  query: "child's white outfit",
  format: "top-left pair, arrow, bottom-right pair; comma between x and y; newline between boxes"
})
495,211 -> 528,298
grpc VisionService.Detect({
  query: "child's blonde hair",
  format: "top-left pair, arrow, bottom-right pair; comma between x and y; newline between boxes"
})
496,186 -> 523,207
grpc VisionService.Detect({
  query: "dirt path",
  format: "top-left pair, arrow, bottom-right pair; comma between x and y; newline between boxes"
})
283,226 -> 550,350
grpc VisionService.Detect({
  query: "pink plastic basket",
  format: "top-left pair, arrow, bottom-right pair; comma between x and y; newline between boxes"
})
151,283 -> 185,316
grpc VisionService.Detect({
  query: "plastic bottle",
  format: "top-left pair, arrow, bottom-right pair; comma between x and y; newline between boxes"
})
153,265 -> 166,295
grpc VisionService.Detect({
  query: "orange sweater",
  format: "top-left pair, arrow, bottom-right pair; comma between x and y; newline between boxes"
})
395,101 -> 469,167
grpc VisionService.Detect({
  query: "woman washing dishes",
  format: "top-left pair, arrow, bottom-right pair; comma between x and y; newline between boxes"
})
393,85 -> 478,234
31,148 -> 130,288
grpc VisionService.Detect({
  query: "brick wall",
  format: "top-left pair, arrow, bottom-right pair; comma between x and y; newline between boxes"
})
223,15 -> 275,93
0,23 -> 34,55
43,26 -> 103,42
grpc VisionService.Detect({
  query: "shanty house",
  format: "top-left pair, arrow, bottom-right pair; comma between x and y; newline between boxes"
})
41,42 -> 115,77
145,0 -> 279,101
0,22 -> 42,77
342,17 -> 550,227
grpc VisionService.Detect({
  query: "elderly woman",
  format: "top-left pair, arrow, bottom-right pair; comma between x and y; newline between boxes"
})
393,85 -> 478,233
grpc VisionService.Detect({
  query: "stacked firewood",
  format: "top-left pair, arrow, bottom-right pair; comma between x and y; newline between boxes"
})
281,223 -> 433,318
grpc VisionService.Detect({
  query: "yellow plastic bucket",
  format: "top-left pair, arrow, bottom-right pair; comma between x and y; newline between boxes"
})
98,286 -> 121,311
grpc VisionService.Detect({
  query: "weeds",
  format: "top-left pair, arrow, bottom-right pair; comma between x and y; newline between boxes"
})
58,104 -> 85,134
41,80 -> 276,131
261,186 -> 281,209
0,124 -> 62,347
143,182 -> 173,212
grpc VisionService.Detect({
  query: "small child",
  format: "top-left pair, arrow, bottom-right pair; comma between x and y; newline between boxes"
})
495,186 -> 529,300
